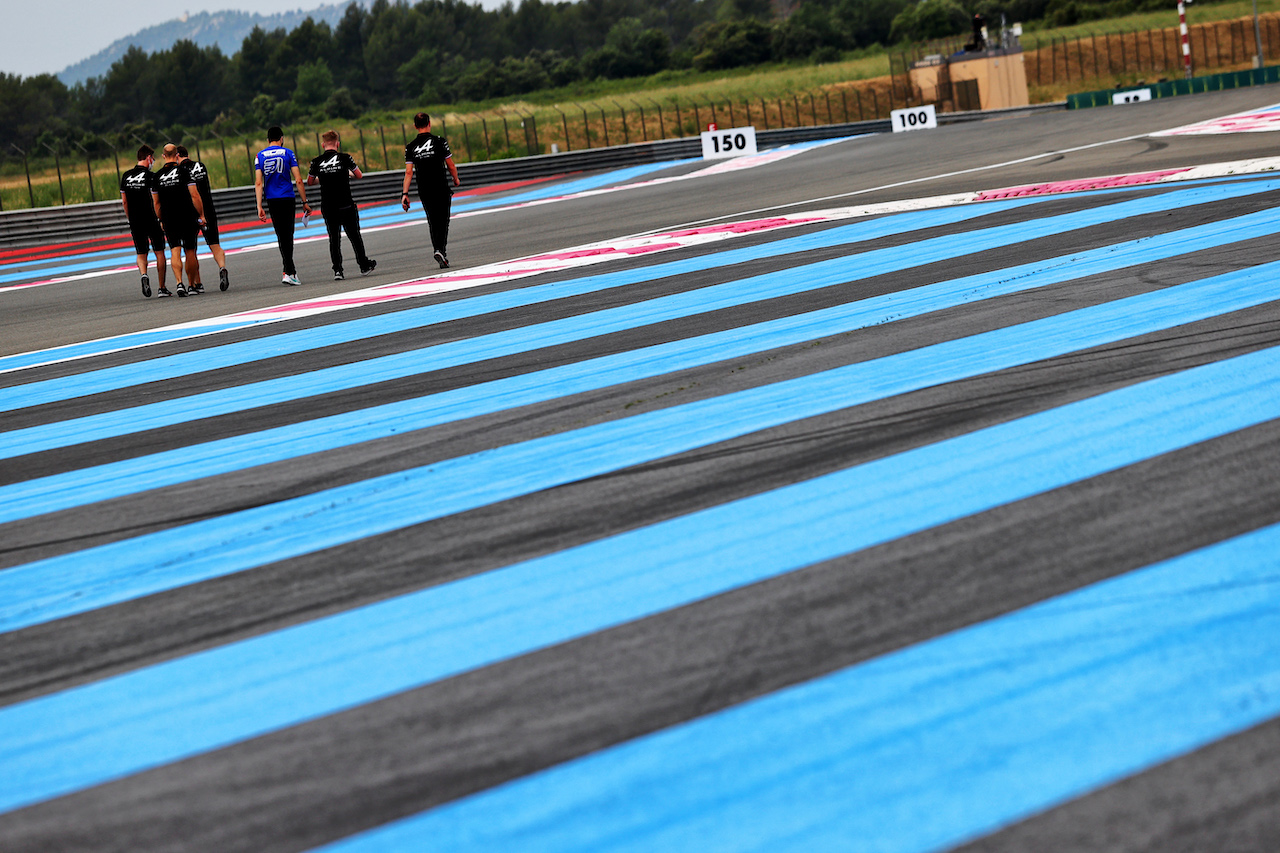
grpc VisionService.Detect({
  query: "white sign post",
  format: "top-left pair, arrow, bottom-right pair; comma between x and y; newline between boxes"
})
1112,88 -> 1153,104
700,126 -> 758,159
890,104 -> 938,133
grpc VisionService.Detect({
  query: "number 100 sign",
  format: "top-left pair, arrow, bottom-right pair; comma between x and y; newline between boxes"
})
700,126 -> 758,159
890,104 -> 937,133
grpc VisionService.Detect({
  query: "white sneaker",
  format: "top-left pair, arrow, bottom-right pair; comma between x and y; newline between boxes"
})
282,273 -> 301,286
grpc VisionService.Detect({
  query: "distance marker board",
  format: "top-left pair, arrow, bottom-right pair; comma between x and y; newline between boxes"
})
701,126 -> 758,159
891,104 -> 937,133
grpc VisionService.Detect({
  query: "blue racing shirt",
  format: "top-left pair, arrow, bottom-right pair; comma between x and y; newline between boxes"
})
256,144 -> 299,199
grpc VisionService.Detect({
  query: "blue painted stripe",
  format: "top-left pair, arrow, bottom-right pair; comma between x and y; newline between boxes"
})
5,176 -> 1270,407
0,196 -> 1037,404
315,523 -> 1280,853
4,214 -> 1280,525
2,344 -> 1278,815
3,182 -> 1266,452
0,325 -> 251,374
5,258 -> 1280,626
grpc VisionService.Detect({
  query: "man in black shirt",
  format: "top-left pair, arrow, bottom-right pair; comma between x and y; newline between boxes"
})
401,111 -> 461,269
176,145 -> 230,291
151,143 -> 206,297
119,145 -> 167,298
307,130 -> 376,281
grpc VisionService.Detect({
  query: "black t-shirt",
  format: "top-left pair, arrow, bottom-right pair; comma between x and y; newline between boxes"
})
154,161 -> 197,222
404,132 -> 451,195
120,165 -> 159,226
308,149 -> 359,209
184,159 -> 216,215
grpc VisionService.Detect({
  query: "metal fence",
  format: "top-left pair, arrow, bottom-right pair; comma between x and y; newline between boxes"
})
0,104 -> 1068,250
1,85 -> 921,215
892,13 -> 1280,106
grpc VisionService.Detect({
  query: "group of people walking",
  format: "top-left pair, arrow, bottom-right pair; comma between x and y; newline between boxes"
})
120,143 -> 230,297
120,111 -> 460,299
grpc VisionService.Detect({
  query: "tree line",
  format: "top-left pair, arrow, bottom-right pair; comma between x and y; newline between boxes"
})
0,0 -> 1227,160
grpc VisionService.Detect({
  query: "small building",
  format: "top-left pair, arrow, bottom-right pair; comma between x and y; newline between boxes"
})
908,25 -> 1030,112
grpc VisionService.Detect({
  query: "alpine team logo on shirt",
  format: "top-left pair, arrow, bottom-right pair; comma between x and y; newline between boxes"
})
319,156 -> 344,175
261,154 -> 286,176
413,140 -> 435,157
158,169 -> 184,188
124,173 -> 149,189
190,162 -> 207,181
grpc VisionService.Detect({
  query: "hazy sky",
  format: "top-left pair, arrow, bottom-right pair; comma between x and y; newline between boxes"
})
4,0 -> 504,79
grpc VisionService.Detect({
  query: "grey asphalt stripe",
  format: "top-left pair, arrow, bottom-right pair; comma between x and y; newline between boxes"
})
4,303 -> 1279,707
3,420 -> 1278,853
952,715 -> 1280,853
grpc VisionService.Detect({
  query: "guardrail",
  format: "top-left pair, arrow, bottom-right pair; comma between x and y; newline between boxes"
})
1067,64 -> 1280,108
0,104 -> 1063,250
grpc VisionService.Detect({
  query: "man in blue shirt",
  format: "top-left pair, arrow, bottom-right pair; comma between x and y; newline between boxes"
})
255,126 -> 311,286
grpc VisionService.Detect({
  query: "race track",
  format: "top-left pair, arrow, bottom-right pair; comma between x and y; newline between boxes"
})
3,87 -> 1280,852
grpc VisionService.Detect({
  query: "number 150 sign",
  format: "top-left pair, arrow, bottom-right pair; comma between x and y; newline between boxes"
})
700,126 -> 758,159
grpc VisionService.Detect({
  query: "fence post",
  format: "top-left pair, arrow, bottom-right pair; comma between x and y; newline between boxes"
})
110,143 -> 121,186
42,141 -> 66,206
693,102 -> 701,131
528,113 -> 539,154
632,100 -> 647,141
11,145 -> 35,208
458,119 -> 471,162
727,101 -> 736,126
760,98 -> 768,130
354,125 -> 368,170
855,88 -> 863,120
598,105 -> 609,147
612,100 -> 629,144
74,141 -> 95,202
481,118 -> 492,159
673,99 -> 684,136
648,98 -> 665,139
501,115 -> 512,152
580,105 -> 591,148
871,88 -> 879,117
378,125 -> 389,171
244,136 -> 253,169
555,106 -> 570,151
210,132 -> 231,188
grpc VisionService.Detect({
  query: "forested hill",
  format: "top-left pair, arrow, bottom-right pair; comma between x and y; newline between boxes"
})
57,3 -> 368,85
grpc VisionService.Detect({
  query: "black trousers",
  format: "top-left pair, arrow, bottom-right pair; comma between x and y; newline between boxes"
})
266,196 -> 297,275
323,204 -> 369,272
417,190 -> 452,254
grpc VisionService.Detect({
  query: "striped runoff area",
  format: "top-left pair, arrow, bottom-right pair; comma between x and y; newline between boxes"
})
3,168 -> 1280,852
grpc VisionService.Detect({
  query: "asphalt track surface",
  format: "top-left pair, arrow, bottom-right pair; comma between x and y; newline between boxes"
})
3,87 -> 1280,851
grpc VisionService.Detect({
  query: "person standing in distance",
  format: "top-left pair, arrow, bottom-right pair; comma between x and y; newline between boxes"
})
307,130 -> 376,281
176,145 -> 230,291
119,145 -> 167,298
151,143 -> 206,298
401,112 -> 461,269
255,126 -> 311,285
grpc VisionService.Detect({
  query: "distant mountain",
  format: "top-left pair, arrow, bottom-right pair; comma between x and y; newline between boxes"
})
56,2 -> 369,85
